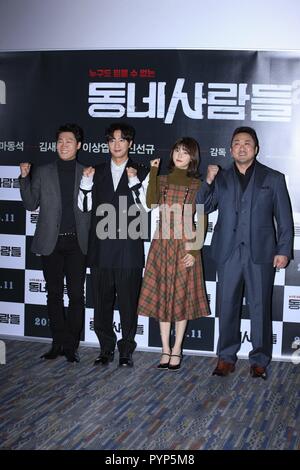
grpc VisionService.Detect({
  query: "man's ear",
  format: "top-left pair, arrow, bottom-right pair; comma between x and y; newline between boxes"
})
77,142 -> 82,150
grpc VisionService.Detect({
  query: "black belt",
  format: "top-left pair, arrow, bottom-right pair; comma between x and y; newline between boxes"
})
59,232 -> 76,236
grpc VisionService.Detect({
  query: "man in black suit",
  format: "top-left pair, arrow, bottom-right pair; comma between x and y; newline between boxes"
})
79,122 -> 148,367
196,126 -> 293,379
19,123 -> 91,363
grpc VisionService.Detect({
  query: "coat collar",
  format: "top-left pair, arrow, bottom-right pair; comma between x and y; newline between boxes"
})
229,160 -> 269,208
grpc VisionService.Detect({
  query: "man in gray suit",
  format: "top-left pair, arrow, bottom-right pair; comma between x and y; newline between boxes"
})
19,123 -> 91,363
196,126 -> 293,379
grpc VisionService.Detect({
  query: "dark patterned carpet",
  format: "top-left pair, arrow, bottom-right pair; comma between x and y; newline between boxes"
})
0,338 -> 299,450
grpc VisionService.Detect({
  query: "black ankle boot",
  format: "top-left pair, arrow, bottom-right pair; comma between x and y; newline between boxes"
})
40,344 -> 64,360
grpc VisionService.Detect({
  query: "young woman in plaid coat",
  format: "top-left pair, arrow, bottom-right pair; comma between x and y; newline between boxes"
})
134,137 -> 210,370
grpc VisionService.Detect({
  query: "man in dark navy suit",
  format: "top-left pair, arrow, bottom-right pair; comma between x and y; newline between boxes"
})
79,122 -> 148,368
196,127 -> 293,379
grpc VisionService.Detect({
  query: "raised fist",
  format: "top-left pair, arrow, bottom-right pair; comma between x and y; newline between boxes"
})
150,158 -> 160,168
206,165 -> 219,184
20,162 -> 31,178
83,166 -> 95,177
126,167 -> 137,178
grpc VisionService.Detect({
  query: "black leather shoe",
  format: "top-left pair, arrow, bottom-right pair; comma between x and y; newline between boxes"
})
40,344 -> 64,360
65,350 -> 80,363
94,351 -> 114,366
119,353 -> 134,367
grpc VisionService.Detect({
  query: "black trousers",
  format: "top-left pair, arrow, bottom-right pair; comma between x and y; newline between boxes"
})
41,234 -> 86,352
91,267 -> 142,356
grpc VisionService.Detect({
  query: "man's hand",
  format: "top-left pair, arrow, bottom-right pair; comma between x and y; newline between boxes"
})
83,166 -> 95,177
20,162 -> 31,178
150,158 -> 160,168
126,167 -> 137,178
273,255 -> 289,269
206,165 -> 219,184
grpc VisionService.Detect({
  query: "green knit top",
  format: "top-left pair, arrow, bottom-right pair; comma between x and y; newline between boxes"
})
146,166 -> 206,257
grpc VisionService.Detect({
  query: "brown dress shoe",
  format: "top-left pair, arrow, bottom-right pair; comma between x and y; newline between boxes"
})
250,364 -> 267,380
212,359 -> 235,376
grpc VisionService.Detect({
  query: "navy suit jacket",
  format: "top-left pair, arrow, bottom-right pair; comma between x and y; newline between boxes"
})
196,161 -> 294,265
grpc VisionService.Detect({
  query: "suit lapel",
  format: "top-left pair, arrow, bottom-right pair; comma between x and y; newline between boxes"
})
251,161 -> 269,209
74,162 -> 82,200
100,161 -> 115,203
51,161 -> 61,200
223,166 -> 237,202
114,159 -> 132,196
113,157 -> 136,196
228,166 -> 236,188
99,158 -> 133,200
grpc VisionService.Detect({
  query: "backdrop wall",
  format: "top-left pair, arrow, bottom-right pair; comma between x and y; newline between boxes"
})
0,1 -> 299,361
1,0 -> 300,52
0,49 -> 299,361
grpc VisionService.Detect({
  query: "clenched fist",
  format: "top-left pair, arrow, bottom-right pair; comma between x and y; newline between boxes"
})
83,166 -> 95,177
126,167 -> 137,178
150,158 -> 160,168
206,165 -> 219,184
20,162 -> 31,178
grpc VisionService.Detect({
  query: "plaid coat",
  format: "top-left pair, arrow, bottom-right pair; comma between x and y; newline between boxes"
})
138,175 -> 210,321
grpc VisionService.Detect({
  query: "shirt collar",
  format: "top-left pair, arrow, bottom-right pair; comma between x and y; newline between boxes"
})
234,159 -> 256,176
111,158 -> 128,171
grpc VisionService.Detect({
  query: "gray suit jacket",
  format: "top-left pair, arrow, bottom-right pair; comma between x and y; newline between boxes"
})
196,161 -> 294,265
19,161 -> 91,255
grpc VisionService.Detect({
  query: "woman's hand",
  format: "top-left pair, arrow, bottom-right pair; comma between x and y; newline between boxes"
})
182,253 -> 195,268
150,158 -> 160,168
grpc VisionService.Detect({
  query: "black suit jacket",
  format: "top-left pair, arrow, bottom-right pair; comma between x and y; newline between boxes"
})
87,158 -> 149,268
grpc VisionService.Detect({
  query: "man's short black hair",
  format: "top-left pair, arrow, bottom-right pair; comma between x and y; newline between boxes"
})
231,126 -> 259,155
56,123 -> 84,143
105,122 -> 135,143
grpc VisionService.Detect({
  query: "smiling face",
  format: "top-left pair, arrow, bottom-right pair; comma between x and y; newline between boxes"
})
230,132 -> 258,171
172,145 -> 191,170
56,131 -> 81,161
108,129 -> 132,164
